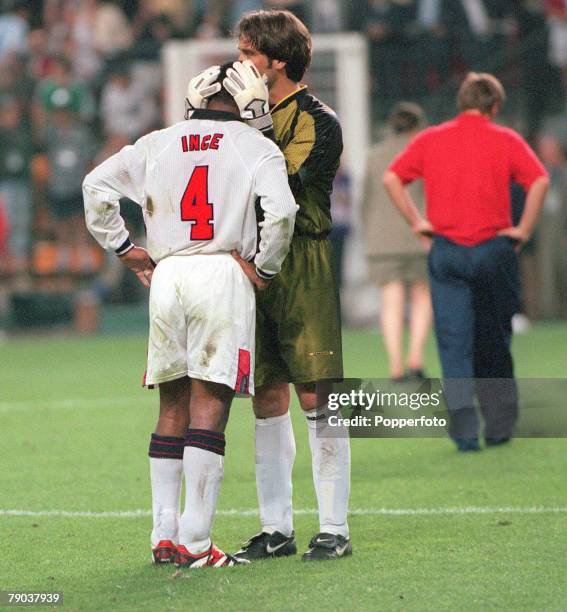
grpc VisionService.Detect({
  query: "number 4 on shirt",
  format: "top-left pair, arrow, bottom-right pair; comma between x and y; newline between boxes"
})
180,165 -> 214,240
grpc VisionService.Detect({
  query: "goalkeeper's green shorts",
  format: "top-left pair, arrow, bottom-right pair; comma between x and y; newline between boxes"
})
255,235 -> 343,388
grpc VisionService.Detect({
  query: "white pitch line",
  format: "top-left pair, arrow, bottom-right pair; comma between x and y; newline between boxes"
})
0,397 -> 154,412
1,507 -> 567,519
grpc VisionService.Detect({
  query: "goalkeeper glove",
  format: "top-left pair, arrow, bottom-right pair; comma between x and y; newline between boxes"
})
223,60 -> 274,133
184,65 -> 222,119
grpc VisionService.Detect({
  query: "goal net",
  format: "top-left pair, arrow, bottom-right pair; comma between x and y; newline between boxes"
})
163,34 -> 376,324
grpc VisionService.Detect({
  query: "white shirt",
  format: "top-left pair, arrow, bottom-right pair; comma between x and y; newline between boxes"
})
83,111 -> 298,277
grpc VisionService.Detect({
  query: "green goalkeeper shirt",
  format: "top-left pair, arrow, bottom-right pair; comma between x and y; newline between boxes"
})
270,86 -> 343,237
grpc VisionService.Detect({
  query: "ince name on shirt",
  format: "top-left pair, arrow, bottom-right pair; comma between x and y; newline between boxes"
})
181,133 -> 224,153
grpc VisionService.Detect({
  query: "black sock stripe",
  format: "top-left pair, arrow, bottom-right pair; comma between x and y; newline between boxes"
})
184,433 -> 226,449
185,429 -> 225,456
148,449 -> 184,459
149,443 -> 184,453
186,428 -> 225,441
150,441 -> 185,449
184,440 -> 225,456
149,434 -> 184,459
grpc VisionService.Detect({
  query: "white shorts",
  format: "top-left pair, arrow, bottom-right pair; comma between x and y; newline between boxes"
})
144,253 -> 256,395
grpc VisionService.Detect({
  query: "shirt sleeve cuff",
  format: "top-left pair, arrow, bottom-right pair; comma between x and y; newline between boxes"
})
115,237 -> 134,256
255,267 -> 276,280
247,114 -> 274,133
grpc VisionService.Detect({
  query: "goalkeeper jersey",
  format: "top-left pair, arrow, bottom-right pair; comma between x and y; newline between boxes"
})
270,86 -> 343,237
83,109 -> 297,277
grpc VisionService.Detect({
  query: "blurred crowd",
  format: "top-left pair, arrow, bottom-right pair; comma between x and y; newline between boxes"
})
0,0 -> 566,333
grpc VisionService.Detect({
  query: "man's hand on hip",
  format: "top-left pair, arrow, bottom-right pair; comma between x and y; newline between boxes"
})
231,250 -> 269,290
412,218 -> 434,252
497,226 -> 529,251
119,246 -> 156,288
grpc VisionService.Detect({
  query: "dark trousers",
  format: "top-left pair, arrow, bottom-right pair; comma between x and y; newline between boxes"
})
428,236 -> 521,440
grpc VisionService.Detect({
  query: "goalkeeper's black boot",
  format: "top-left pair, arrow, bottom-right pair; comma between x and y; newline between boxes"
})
301,533 -> 352,561
233,530 -> 297,561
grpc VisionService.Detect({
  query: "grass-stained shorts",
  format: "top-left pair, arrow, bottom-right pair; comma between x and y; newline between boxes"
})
145,254 -> 255,395
255,236 -> 343,387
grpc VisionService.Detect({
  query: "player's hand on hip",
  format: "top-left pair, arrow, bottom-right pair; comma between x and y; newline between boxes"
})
224,60 -> 273,132
231,250 -> 269,290
497,226 -> 528,251
119,246 -> 156,289
412,218 -> 434,252
185,65 -> 222,118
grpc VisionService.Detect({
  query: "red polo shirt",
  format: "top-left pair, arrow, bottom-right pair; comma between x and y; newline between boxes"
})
389,113 -> 547,246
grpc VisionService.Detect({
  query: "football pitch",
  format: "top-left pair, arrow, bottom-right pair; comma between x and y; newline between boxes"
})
1,325 -> 566,611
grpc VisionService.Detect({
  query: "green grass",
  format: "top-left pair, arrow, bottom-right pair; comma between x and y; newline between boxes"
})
1,325 -> 566,611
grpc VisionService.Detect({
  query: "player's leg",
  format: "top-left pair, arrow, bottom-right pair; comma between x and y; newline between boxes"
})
234,381 -> 298,560
406,279 -> 432,374
253,383 -> 295,540
176,379 -> 247,567
296,381 -> 352,561
234,286 -> 298,561
149,377 -> 190,563
380,280 -> 406,380
175,253 -> 254,568
144,257 -> 193,563
282,238 -> 349,559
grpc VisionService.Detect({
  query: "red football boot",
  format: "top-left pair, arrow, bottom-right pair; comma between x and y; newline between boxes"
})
152,540 -> 177,564
175,543 -> 250,568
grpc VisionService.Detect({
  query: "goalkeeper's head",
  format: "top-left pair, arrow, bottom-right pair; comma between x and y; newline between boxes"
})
237,9 -> 312,83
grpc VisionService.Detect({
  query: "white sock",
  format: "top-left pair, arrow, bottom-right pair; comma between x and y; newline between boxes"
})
150,458 -> 183,546
305,408 -> 350,538
179,445 -> 224,554
255,412 -> 296,537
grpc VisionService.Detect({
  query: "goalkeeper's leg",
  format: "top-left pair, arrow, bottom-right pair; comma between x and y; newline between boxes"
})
234,382 -> 297,561
297,382 -> 352,561
254,383 -> 296,537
